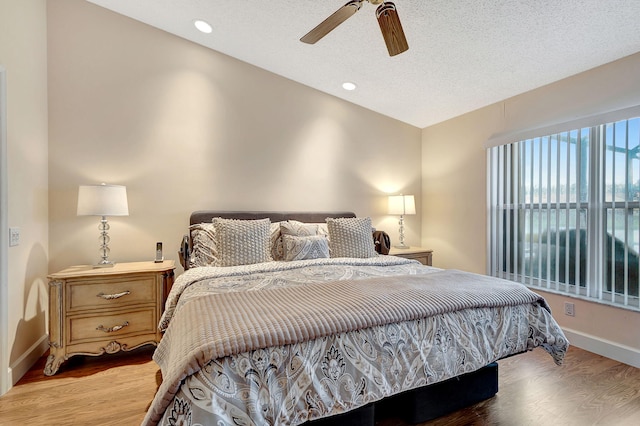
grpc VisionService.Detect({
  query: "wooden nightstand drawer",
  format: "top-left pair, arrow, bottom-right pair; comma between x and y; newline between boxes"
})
68,275 -> 156,311
68,308 -> 156,344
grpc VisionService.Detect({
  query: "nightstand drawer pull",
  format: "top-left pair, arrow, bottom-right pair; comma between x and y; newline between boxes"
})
95,321 -> 129,333
96,290 -> 131,300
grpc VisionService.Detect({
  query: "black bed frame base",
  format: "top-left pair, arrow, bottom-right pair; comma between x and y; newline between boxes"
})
306,362 -> 498,425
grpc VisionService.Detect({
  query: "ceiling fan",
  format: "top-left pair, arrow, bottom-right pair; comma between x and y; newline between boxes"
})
300,0 -> 409,57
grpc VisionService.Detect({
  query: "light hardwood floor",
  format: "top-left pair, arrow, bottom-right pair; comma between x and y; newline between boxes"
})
0,346 -> 638,425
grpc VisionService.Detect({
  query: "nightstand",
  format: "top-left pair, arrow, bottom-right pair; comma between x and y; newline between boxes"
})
389,247 -> 433,266
45,260 -> 175,376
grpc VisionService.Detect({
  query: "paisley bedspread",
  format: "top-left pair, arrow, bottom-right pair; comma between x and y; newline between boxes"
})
143,257 -> 568,426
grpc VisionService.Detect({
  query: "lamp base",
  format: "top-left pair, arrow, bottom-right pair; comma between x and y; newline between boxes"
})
95,216 -> 116,268
394,244 -> 411,249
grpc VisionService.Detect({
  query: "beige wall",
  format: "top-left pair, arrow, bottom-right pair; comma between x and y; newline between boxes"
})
47,0 -> 422,274
422,53 -> 640,363
0,0 -> 50,391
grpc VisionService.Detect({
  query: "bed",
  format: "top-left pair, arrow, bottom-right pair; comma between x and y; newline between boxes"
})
143,211 -> 568,426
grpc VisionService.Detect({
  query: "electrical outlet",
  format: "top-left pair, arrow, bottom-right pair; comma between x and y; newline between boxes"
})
9,227 -> 20,247
564,302 -> 575,317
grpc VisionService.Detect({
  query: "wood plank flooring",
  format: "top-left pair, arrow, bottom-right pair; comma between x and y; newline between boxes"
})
0,346 -> 638,425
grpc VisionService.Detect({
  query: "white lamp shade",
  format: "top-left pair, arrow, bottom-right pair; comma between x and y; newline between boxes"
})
77,184 -> 129,216
388,195 -> 416,215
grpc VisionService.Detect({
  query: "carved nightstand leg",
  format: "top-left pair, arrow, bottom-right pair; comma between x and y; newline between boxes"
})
44,352 -> 65,376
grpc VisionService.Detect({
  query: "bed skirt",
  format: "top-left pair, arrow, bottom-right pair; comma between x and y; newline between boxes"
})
307,362 -> 499,425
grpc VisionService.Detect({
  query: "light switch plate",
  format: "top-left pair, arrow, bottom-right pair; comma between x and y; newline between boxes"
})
9,227 -> 19,247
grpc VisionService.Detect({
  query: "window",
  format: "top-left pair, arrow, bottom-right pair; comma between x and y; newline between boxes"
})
488,116 -> 640,310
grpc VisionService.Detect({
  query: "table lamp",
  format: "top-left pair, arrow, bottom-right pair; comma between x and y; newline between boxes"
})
388,194 -> 415,249
77,183 -> 129,267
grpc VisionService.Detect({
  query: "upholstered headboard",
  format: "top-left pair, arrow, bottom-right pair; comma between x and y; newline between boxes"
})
189,210 -> 356,225
179,211 -> 357,270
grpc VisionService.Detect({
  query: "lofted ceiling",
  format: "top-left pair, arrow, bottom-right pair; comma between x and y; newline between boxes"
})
86,0 -> 640,128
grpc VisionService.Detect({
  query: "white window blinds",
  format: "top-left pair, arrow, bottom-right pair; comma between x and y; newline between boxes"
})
487,115 -> 640,310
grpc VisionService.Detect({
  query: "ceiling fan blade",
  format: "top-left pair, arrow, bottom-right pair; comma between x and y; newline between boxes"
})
300,0 -> 363,44
376,2 -> 409,56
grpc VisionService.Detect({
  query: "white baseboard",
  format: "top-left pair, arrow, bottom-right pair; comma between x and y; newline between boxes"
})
8,334 -> 49,386
562,327 -> 640,368
1,366 -> 9,396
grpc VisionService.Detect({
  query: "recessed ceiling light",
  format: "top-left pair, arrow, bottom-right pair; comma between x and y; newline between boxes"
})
194,19 -> 212,34
342,82 -> 357,91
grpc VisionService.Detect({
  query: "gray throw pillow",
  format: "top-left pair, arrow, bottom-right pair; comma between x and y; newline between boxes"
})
326,217 -> 377,258
212,217 -> 272,266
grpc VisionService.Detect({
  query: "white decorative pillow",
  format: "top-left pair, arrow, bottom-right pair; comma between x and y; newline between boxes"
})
212,218 -> 272,267
284,221 -> 329,239
273,220 -> 320,261
189,223 -> 216,267
317,223 -> 329,239
283,234 -> 330,261
326,217 -> 377,258
280,220 -> 319,237
270,221 -> 284,261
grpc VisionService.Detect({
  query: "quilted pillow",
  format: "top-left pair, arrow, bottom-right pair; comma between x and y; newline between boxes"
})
326,217 -> 377,258
189,223 -> 216,267
283,234 -> 330,261
212,217 -> 272,266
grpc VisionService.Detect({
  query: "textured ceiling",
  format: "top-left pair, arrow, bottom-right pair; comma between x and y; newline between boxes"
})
86,0 -> 640,128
